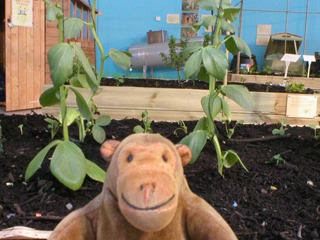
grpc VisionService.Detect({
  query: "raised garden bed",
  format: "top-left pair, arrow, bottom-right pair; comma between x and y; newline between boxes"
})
0,113 -> 319,239
42,78 -> 320,125
230,73 -> 320,92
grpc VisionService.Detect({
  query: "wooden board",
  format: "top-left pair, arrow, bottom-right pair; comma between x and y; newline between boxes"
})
5,0 -> 45,111
229,74 -> 320,91
0,226 -> 51,239
42,85 -> 320,125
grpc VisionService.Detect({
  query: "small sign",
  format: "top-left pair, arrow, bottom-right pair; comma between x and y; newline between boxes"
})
281,54 -> 301,78
256,35 -> 270,46
12,0 -> 33,27
167,14 -> 180,24
286,95 -> 318,118
281,54 -> 301,62
303,55 -> 316,78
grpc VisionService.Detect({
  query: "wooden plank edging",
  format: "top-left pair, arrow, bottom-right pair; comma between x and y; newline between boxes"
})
0,227 -> 51,239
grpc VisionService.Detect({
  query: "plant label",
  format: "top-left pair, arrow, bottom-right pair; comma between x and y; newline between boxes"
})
286,95 -> 318,118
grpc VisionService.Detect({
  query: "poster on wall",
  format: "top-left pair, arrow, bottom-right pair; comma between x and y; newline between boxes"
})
181,13 -> 199,26
12,0 -> 33,27
182,0 -> 199,12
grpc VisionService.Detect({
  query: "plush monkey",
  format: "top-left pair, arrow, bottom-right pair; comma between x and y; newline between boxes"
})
48,133 -> 237,240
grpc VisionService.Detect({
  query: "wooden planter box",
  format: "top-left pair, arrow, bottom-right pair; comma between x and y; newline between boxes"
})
42,84 -> 320,126
229,73 -> 320,91
0,227 -> 51,239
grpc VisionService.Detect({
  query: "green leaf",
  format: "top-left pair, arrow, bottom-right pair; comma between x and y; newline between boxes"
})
58,108 -> 80,126
180,130 -> 208,164
86,159 -> 106,183
222,5 -> 240,22
92,125 -> 106,144
96,115 -> 111,126
221,85 -> 254,110
25,140 -> 61,181
184,49 -> 203,78
50,141 -> 87,191
225,35 -> 251,57
109,49 -> 132,71
272,129 -> 284,135
310,124 -> 317,131
221,98 -> 232,121
194,117 -> 209,131
201,94 -> 222,121
46,6 -> 59,22
48,43 -> 74,87
72,44 -> 99,91
193,15 -> 217,31
223,150 -> 248,171
196,0 -> 219,11
202,47 -> 228,80
181,43 -> 203,58
40,87 -> 60,107
133,125 -> 145,133
64,18 -> 84,39
197,66 -> 210,83
220,19 -> 236,33
69,87 -> 92,120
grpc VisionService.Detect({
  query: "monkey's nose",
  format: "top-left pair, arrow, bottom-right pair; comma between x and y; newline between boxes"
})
140,183 -> 156,206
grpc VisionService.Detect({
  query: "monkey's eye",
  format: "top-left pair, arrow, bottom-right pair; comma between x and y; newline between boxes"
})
127,154 -> 133,162
162,155 -> 168,162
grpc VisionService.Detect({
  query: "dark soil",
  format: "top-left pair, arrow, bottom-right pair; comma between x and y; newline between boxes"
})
100,77 -> 315,94
0,113 -> 319,240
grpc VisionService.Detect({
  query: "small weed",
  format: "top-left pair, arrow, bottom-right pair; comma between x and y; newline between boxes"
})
174,120 -> 188,136
272,119 -> 288,135
224,120 -> 244,139
266,82 -> 272,92
266,154 -> 286,165
133,110 -> 153,133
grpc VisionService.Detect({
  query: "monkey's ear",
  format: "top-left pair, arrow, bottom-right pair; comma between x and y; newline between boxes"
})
175,144 -> 192,166
100,140 -> 121,162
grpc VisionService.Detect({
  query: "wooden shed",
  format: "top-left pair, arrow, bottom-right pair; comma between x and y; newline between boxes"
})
2,0 -> 98,111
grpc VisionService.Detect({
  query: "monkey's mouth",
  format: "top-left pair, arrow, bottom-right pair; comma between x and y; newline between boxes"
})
121,193 -> 175,211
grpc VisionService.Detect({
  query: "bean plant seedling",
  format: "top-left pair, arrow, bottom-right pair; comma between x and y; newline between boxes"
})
272,119 -> 288,135
44,118 -> 61,139
18,124 -> 23,136
133,110 -> 153,133
180,0 -> 253,176
309,123 -> 320,140
25,0 -> 131,191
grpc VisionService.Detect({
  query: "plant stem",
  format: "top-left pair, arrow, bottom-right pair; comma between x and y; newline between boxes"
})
212,134 -> 223,175
60,86 -> 69,141
57,14 -> 64,43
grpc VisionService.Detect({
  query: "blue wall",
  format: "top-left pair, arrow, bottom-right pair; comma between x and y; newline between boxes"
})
93,0 -> 320,78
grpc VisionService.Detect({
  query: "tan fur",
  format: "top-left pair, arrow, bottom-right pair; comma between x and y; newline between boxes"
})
48,133 -> 237,240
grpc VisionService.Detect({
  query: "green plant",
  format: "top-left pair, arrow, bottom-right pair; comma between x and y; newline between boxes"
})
272,119 -> 288,135
285,82 -> 306,93
25,0 -> 131,190
133,111 -> 153,133
262,65 -> 273,75
266,81 -> 272,92
239,66 -> 249,74
310,123 -> 320,140
18,124 -> 23,135
240,77 -> 246,83
45,118 -> 61,139
224,120 -> 244,139
160,36 -> 189,80
174,120 -> 188,136
180,0 -> 253,176
115,76 -> 125,86
266,154 -> 286,166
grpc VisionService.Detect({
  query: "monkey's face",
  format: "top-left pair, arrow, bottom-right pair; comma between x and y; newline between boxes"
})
115,142 -> 179,232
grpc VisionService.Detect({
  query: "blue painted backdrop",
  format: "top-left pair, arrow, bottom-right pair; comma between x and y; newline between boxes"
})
90,0 -> 320,78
